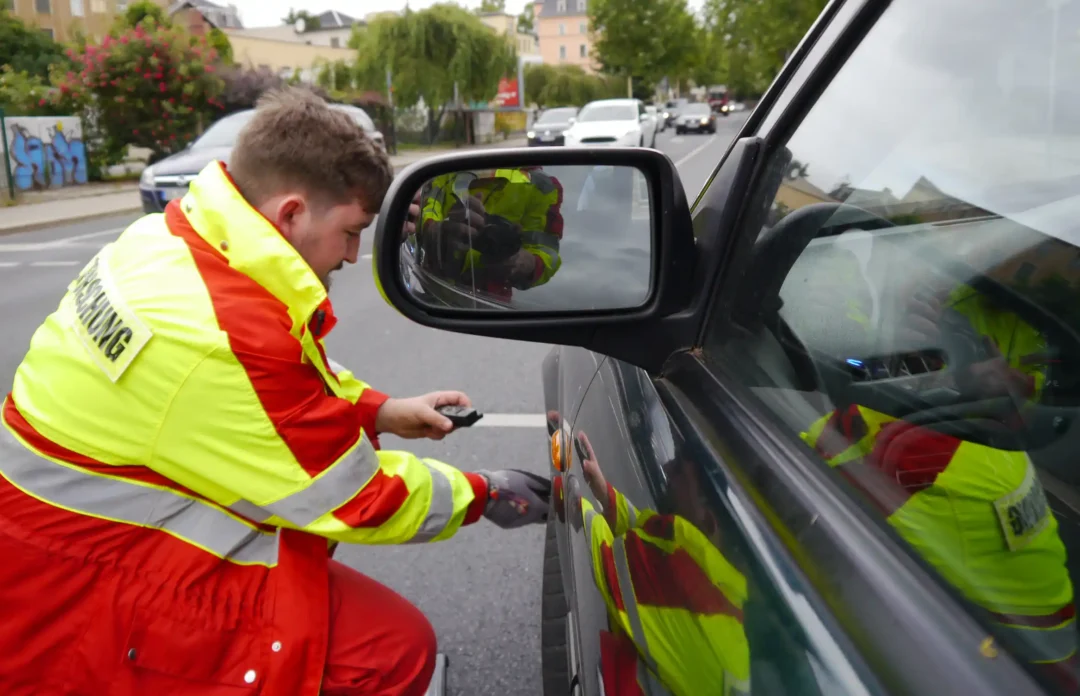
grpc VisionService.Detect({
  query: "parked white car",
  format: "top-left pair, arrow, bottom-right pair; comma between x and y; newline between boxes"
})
563,98 -> 650,148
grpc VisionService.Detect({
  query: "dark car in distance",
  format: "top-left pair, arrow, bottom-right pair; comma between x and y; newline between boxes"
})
528,107 -> 580,147
138,104 -> 385,214
373,1 -> 1080,695
675,102 -> 717,135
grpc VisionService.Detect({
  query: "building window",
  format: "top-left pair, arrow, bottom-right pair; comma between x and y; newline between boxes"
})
35,0 -> 49,13
580,21 -> 586,33
557,0 -> 566,11
69,0 -> 83,16
116,0 -> 126,10
559,23 -> 565,35
577,0 -> 586,10
559,45 -> 566,60
579,44 -> 586,58
41,27 -> 53,38
331,37 -> 340,47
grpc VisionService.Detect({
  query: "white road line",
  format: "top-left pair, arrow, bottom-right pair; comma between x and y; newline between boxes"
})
474,413 -> 546,428
0,227 -> 124,253
0,262 -> 19,267
30,260 -> 80,267
674,135 -> 719,168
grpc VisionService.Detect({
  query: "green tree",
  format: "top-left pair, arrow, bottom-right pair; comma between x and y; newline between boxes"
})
0,65 -> 65,116
479,0 -> 506,11
282,9 -> 321,30
589,0 -> 698,92
700,0 -> 828,98
517,4 -> 535,33
0,10 -> 69,80
353,4 -> 516,143
52,21 -> 224,164
317,59 -> 353,92
114,0 -> 171,32
207,27 -> 234,65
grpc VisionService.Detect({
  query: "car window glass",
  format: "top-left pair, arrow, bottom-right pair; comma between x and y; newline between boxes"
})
578,104 -> 637,122
704,0 -> 1080,691
190,111 -> 256,150
538,108 -> 577,123
684,104 -> 710,115
331,105 -> 377,132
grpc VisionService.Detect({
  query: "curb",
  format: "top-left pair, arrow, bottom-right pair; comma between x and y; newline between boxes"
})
0,204 -> 145,237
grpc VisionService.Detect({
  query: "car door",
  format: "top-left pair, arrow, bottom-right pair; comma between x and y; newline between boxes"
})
559,0 -> 1080,694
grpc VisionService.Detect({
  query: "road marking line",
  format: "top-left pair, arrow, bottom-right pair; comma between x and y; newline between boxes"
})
30,260 -> 80,267
675,135 -> 719,168
361,253 -> 373,260
0,262 -> 19,267
0,227 -> 125,253
474,413 -> 546,428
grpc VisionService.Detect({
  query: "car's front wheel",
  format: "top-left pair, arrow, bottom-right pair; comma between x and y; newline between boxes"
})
541,515 -> 571,696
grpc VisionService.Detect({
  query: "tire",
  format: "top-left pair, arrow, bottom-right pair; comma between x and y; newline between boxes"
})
541,515 -> 571,696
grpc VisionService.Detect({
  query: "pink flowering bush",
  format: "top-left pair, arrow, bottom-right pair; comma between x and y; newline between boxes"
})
52,20 -> 224,163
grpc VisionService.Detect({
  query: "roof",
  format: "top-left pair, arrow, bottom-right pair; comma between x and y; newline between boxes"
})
314,10 -> 357,28
535,0 -> 589,18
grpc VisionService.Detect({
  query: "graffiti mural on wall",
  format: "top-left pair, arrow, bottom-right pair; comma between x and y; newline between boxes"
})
5,116 -> 88,191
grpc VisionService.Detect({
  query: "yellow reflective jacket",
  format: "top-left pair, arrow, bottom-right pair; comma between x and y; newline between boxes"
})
803,405 -> 1076,671
420,168 -> 563,288
582,486 -> 751,696
0,161 -> 490,696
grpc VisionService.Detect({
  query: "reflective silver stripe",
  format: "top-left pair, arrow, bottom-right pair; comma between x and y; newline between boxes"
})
636,659 -> 674,695
997,620 -> 1078,664
522,230 -> 559,250
725,671 -> 751,696
624,500 -> 637,531
238,437 -> 379,527
0,426 -> 278,565
613,536 -> 658,673
405,461 -> 456,543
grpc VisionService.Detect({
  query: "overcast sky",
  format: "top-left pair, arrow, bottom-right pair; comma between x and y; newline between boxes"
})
231,0 -> 706,29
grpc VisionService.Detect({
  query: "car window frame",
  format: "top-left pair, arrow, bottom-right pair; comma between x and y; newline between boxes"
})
657,0 -> 1053,692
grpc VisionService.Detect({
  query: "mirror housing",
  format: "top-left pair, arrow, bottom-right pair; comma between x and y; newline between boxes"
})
373,147 -> 696,370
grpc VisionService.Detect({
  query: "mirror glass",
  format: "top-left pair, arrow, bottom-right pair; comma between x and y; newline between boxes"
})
397,165 -> 653,312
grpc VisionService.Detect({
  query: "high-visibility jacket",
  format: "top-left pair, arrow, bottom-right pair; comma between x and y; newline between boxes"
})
419,168 -> 563,291
0,160 -> 490,696
581,483 -> 751,696
802,405 -> 1077,685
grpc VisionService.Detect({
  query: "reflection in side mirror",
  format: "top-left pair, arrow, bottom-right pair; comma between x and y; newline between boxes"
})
398,164 -> 654,313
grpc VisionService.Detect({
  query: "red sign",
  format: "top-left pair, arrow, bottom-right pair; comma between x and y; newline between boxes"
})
494,77 -> 520,108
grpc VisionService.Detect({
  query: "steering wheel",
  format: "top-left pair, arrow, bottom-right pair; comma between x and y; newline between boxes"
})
743,202 -> 1080,450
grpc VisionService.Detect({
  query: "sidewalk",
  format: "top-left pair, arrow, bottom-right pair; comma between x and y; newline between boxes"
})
0,137 -> 527,236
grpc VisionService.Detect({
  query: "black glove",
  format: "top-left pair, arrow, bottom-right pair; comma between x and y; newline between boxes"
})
477,469 -> 551,529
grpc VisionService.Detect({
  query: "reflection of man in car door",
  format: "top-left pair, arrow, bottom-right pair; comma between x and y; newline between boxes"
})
575,433 -> 751,696
418,168 -> 564,299
801,272 -> 1076,691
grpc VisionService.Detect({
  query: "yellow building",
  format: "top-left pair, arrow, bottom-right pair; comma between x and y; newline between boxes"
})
478,11 -> 540,58
4,0 -> 170,43
534,0 -> 597,73
224,31 -> 355,83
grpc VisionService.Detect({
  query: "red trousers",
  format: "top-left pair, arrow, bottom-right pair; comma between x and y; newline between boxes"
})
324,561 -> 437,696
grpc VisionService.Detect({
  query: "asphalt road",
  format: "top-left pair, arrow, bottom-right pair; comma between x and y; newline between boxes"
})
0,114 -> 745,695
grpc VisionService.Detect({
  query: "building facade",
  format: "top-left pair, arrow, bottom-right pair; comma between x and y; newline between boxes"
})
478,11 -> 540,60
4,0 -> 171,43
533,0 -> 597,73
228,10 -> 357,49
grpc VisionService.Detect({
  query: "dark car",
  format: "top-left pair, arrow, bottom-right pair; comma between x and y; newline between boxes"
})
674,102 -> 717,135
374,1 -> 1080,694
528,107 -> 580,147
138,104 -> 385,214
661,98 -> 688,129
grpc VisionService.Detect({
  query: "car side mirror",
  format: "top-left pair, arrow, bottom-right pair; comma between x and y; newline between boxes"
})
372,147 -> 695,369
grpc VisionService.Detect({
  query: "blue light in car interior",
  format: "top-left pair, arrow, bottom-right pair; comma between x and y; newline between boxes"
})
846,358 -> 864,367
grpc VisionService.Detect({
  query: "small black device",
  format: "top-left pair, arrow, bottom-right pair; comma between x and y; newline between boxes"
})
436,405 -> 484,428
574,434 -> 590,463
